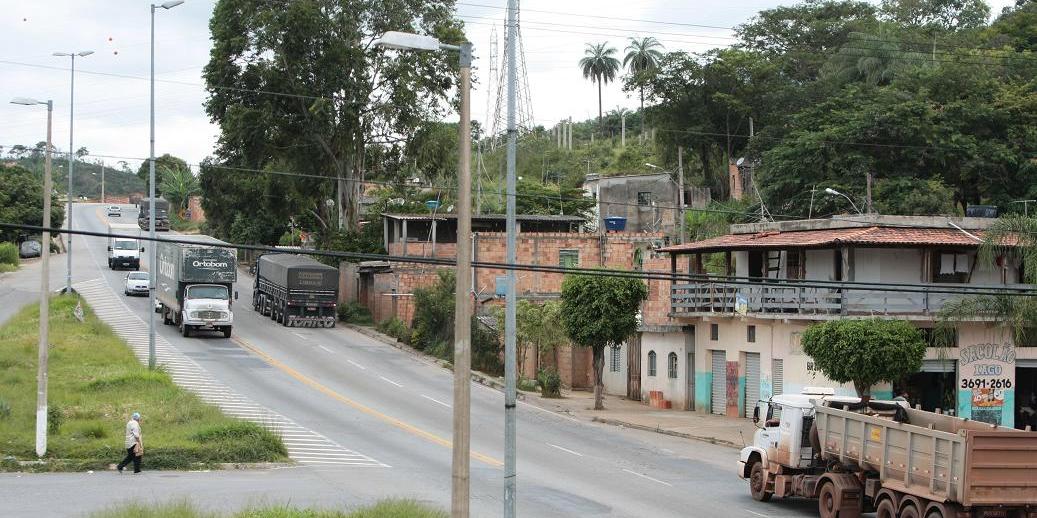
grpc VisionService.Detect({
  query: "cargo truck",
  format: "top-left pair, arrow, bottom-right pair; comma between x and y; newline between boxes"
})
106,222 -> 143,270
155,235 -> 237,338
739,388 -> 1037,518
252,253 -> 338,328
138,197 -> 170,232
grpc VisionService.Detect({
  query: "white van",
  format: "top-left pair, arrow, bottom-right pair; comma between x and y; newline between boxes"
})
107,222 -> 143,270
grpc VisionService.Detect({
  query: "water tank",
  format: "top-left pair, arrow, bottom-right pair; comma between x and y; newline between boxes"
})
966,205 -> 998,218
603,216 -> 627,232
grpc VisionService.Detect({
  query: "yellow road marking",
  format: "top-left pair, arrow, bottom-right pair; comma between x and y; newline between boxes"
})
231,335 -> 503,468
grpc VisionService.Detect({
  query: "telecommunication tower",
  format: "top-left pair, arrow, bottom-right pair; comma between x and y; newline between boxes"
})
489,2 -> 534,149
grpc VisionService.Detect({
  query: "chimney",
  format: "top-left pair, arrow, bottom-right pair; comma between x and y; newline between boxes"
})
729,161 -> 743,201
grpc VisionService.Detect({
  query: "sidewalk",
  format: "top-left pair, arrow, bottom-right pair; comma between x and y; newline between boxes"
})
346,323 -> 758,449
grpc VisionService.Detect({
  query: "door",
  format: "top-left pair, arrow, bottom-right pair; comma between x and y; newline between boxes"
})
745,353 -> 760,418
627,332 -> 642,401
772,359 -> 784,397
686,352 -> 695,411
711,350 -> 726,415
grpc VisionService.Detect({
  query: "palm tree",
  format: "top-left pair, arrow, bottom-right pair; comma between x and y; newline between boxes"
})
623,37 -> 664,120
579,42 -> 621,131
822,29 -> 925,86
159,165 -> 200,218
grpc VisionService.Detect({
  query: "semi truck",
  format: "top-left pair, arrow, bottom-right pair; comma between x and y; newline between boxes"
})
106,222 -> 143,270
739,388 -> 1037,518
252,253 -> 339,328
138,197 -> 170,232
155,235 -> 237,338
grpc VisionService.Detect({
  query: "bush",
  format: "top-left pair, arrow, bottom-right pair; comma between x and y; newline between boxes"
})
337,302 -> 373,325
0,398 -> 10,420
376,317 -> 411,345
517,377 -> 538,393
537,369 -> 562,398
0,242 -> 18,266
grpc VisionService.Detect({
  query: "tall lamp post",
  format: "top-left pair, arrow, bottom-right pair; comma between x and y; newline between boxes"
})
824,187 -> 864,216
149,0 -> 184,370
11,96 -> 54,456
373,31 -> 473,518
53,50 -> 93,295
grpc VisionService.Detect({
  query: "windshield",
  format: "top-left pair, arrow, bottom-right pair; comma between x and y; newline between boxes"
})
128,272 -> 148,280
113,240 -> 138,250
187,285 -> 229,300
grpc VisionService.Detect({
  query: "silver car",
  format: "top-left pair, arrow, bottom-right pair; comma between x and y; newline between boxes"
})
124,271 -> 149,296
107,205 -> 122,217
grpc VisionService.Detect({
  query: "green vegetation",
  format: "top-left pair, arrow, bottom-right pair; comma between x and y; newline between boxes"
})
579,42 -> 622,127
160,164 -> 200,218
0,242 -> 19,266
3,147 -> 144,198
88,499 -> 447,518
801,319 -> 926,402
0,296 -> 287,471
494,300 -> 568,390
560,274 -> 648,410
409,271 -> 503,375
536,368 -> 562,398
337,302 -> 373,325
0,165 -> 65,243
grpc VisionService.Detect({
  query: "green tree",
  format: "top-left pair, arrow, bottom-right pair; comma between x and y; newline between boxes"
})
137,154 -> 188,195
560,274 -> 648,410
160,165 -> 200,217
879,0 -> 990,31
411,271 -> 502,375
623,36 -> 664,132
801,319 -> 926,402
874,177 -> 956,215
495,300 -> 568,379
0,165 -> 65,242
515,179 -> 595,218
579,42 -> 621,131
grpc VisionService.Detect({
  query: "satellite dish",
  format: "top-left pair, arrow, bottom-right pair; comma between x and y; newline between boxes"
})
736,157 -> 745,166
446,205 -> 455,212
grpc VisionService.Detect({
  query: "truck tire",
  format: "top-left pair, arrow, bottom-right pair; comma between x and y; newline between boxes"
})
875,498 -> 897,518
899,504 -> 920,518
222,326 -> 232,338
818,482 -> 838,518
181,321 -> 191,337
749,461 -> 771,502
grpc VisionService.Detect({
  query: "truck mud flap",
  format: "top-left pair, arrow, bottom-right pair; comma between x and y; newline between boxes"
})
287,318 -> 337,328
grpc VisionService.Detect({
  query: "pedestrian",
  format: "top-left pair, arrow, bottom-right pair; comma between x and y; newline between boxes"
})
893,390 -> 910,403
116,412 -> 143,474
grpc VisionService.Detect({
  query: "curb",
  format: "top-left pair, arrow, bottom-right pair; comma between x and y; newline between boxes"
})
591,417 -> 741,449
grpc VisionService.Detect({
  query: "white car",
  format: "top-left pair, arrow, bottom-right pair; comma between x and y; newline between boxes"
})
107,205 -> 122,217
124,271 -> 149,296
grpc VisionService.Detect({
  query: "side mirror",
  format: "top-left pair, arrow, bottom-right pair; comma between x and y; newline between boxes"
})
752,405 -> 760,424
140,247 -> 145,252
234,291 -> 239,300
107,246 -> 112,251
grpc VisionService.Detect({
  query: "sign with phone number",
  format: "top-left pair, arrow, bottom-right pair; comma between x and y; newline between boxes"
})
960,378 -> 1013,389
959,342 -> 1015,425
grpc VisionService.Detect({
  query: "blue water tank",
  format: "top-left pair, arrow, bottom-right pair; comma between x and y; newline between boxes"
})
604,216 -> 627,232
495,276 -> 507,297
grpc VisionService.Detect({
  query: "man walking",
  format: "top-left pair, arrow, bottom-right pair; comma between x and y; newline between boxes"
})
116,412 -> 143,474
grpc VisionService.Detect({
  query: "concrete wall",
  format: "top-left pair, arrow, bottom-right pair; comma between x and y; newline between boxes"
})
641,332 -> 687,406
602,342 -> 628,397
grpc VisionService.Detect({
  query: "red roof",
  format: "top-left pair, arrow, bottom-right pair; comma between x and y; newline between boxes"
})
659,226 -> 986,253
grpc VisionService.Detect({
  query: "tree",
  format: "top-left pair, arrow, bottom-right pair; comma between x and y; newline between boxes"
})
514,179 -> 595,218
136,153 -> 188,195
874,177 -> 956,215
623,36 -> 664,133
0,165 -> 65,242
160,165 -> 200,217
411,270 -> 503,375
879,0 -> 990,31
75,146 -> 89,159
560,274 -> 648,410
495,300 -> 568,379
579,42 -> 621,131
801,319 -> 926,402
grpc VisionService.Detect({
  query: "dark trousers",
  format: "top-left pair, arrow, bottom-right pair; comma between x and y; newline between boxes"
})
117,446 -> 141,473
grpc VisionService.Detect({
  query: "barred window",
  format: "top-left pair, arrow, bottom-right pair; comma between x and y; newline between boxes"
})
668,352 -> 678,379
610,345 -> 622,372
647,351 -> 657,377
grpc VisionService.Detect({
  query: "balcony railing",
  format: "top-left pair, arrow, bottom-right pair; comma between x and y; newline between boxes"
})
671,281 -> 1029,318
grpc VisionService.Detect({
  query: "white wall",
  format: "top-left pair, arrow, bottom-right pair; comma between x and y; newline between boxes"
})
641,332 -> 687,405
602,342 -> 627,397
805,249 -> 836,281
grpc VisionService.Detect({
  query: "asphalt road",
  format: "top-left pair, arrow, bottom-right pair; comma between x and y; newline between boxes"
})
0,203 -> 820,518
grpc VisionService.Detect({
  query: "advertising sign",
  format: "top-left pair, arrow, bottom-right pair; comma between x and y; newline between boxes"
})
959,342 -> 1015,426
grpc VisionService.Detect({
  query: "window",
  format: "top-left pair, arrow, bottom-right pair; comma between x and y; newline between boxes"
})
559,249 -> 579,269
933,251 -> 970,283
610,345 -> 622,372
637,191 -> 653,206
747,325 -> 756,343
647,351 -> 657,376
786,249 -> 803,280
668,352 -> 678,379
710,323 -> 719,341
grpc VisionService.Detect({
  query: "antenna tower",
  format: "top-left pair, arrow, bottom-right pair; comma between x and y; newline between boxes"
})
485,26 -> 499,133
490,2 -> 534,150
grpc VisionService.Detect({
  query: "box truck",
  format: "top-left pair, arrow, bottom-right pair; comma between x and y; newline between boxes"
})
253,253 -> 338,328
155,235 -> 237,338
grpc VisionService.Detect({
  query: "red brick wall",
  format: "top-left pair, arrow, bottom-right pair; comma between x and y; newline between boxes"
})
387,242 -> 458,259
641,254 -> 686,326
187,196 -> 206,222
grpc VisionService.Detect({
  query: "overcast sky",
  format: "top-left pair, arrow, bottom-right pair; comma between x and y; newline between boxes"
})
0,0 -> 1015,171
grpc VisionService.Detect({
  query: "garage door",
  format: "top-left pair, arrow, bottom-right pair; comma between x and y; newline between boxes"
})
711,350 -> 726,415
772,359 -> 784,396
745,353 -> 760,417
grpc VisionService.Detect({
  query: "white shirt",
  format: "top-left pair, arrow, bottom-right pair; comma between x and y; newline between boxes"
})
124,419 -> 141,449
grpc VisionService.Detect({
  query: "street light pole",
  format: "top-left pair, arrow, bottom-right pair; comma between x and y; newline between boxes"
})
12,97 -> 54,456
149,0 -> 184,370
503,0 -> 519,516
53,50 -> 93,295
824,187 -> 864,216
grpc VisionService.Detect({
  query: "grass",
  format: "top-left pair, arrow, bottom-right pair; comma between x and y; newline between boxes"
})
0,263 -> 17,273
0,242 -> 18,266
87,499 -> 448,518
0,295 -> 288,471
169,212 -> 202,234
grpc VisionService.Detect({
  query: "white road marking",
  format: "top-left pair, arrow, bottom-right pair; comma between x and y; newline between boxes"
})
379,376 -> 403,388
519,400 -> 582,423
622,468 -> 673,487
421,394 -> 451,408
744,510 -> 770,518
347,359 -> 366,370
292,332 -> 307,340
318,345 -> 333,353
547,443 -> 584,457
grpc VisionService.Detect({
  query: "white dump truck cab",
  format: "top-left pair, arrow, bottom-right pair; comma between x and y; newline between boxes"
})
181,283 -> 234,337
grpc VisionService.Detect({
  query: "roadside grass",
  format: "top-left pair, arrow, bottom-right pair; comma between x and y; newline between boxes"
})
0,296 -> 288,471
0,242 -> 19,266
0,262 -> 17,273
88,499 -> 448,518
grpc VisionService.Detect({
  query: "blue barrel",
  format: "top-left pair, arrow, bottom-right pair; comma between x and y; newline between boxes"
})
604,216 -> 627,232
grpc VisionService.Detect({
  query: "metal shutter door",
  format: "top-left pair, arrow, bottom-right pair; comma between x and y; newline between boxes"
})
772,359 -> 783,396
745,353 -> 760,417
711,350 -> 726,415
920,359 -> 956,372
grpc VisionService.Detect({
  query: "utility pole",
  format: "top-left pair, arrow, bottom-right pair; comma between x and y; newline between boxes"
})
100,164 -> 105,204
866,172 -> 873,215
503,0 -> 519,515
1011,200 -> 1036,217
677,146 -> 685,244
808,185 -> 817,220
621,112 -> 626,147
54,50 -> 92,295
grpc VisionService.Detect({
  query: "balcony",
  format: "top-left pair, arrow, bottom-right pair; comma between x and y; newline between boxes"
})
671,281 -> 1029,319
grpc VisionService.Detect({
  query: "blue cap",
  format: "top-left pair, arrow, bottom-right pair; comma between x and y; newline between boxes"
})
132,412 -> 141,420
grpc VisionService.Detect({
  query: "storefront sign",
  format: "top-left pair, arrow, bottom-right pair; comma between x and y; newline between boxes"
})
959,343 -> 1015,426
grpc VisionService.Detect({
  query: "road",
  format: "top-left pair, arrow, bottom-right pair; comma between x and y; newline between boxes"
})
0,203 -> 819,518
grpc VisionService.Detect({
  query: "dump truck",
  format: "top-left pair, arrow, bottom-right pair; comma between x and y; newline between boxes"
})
252,253 -> 338,328
138,197 -> 170,232
739,388 -> 1037,518
155,235 -> 237,338
106,222 -> 143,270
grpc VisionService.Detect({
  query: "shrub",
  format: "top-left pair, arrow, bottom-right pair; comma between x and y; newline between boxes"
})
376,317 -> 410,345
517,377 -> 538,393
537,368 -> 562,398
0,242 -> 18,266
337,302 -> 373,325
0,398 -> 10,420
48,405 -> 63,433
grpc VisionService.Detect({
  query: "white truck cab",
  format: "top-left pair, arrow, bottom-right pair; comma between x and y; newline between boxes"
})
180,284 -> 234,337
107,222 -> 143,270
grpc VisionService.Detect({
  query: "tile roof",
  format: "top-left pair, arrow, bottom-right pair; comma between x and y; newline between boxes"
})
659,226 -> 986,253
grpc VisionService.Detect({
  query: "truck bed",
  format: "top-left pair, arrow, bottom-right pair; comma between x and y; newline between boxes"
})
256,254 -> 338,292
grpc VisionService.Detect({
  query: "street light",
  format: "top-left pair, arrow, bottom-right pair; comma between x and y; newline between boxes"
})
824,187 -> 864,215
374,31 -> 473,518
11,96 -> 54,457
53,50 -> 93,295
147,0 -> 184,371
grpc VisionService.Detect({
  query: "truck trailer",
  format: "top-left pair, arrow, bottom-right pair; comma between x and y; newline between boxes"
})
252,253 -> 338,328
155,235 -> 237,338
106,222 -> 143,270
739,389 -> 1037,518
138,197 -> 170,232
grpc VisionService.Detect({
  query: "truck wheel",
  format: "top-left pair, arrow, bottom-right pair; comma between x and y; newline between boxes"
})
749,461 -> 772,502
875,498 -> 897,518
818,482 -> 839,518
181,322 -> 191,338
222,326 -> 232,338
899,504 -> 920,518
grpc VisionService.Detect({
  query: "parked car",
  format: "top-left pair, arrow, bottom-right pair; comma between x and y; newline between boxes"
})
18,240 -> 41,258
124,271 -> 149,296
107,205 -> 122,217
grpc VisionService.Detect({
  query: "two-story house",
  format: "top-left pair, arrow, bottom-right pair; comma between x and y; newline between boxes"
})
632,215 -> 1033,429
